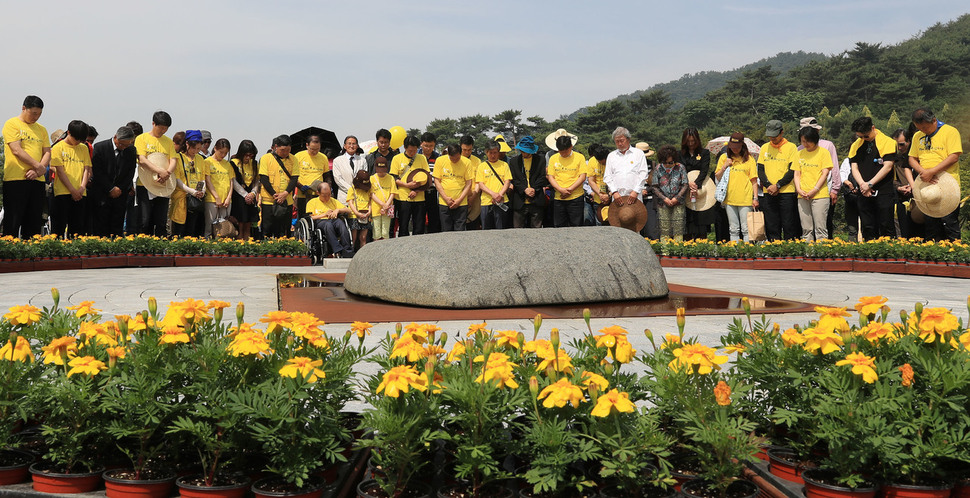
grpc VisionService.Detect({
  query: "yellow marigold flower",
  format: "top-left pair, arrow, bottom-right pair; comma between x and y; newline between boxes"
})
815,306 -> 851,333
912,308 -> 960,343
473,352 -> 519,389
260,311 -> 292,334
854,296 -> 888,317
801,327 -> 844,355
80,321 -> 118,347
390,335 -> 427,362
595,325 -> 629,349
537,348 -> 574,374
4,304 -> 41,326
0,336 -> 33,362
376,364 -> 428,397
960,331 -> 970,350
350,321 -> 373,338
158,324 -> 190,345
467,322 -> 489,337
309,334 -> 330,351
288,312 -> 325,340
857,322 -> 896,343
714,381 -> 732,406
279,357 -> 325,383
494,330 -> 521,349
781,328 -> 806,347
835,352 -> 878,383
899,363 -> 914,387
537,378 -> 585,408
129,314 -> 150,332
105,346 -> 127,360
207,300 -> 231,310
228,330 -> 273,357
606,338 -> 636,364
660,334 -> 681,349
590,388 -> 635,417
724,343 -> 746,354
446,341 -> 466,363
67,300 -> 101,318
668,343 -> 728,374
424,344 -> 447,358
400,323 -> 429,343
523,339 -> 554,358
420,324 -> 441,336
42,336 -> 77,364
67,355 -> 107,377
580,371 -> 609,391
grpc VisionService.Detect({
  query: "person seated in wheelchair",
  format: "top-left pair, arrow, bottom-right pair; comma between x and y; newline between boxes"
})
305,182 -> 354,258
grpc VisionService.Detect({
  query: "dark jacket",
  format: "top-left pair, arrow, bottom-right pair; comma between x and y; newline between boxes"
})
508,153 -> 550,209
90,138 -> 137,202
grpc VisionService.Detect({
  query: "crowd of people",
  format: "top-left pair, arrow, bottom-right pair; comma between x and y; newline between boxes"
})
2,95 -> 964,259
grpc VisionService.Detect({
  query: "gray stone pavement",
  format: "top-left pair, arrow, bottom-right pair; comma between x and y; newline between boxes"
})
2,265 -> 967,411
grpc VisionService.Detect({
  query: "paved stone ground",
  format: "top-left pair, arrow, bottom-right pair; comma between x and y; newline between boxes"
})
3,265 -> 967,411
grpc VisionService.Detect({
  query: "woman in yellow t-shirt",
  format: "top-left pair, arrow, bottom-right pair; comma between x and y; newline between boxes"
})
794,127 -> 833,241
230,140 -> 260,240
204,138 -> 234,237
171,130 -> 207,237
714,132 -> 758,242
346,170 -> 373,251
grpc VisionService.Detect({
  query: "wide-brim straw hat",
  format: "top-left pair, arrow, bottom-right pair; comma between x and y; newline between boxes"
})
406,169 -> 430,191
635,142 -> 655,158
138,152 -> 177,197
607,198 -> 647,232
913,172 -> 960,218
544,128 -> 578,150
685,170 -> 716,211
494,135 -> 512,153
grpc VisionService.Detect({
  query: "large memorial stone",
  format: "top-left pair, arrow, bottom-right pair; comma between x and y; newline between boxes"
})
344,226 -> 668,308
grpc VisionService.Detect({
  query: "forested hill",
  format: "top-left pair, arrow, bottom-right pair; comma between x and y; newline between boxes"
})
569,51 -> 827,118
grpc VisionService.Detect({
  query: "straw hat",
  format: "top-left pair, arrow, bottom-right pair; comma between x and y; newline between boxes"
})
607,197 -> 648,232
685,170 -> 716,211
635,142 -> 655,158
405,169 -> 430,191
544,128 -> 578,150
596,203 -> 610,223
138,152 -> 177,197
912,172 -> 960,218
494,135 -> 512,153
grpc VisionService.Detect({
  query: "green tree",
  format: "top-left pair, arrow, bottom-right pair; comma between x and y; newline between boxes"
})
492,109 -> 524,142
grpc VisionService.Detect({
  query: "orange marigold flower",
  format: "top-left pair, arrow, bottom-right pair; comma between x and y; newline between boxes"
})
580,371 -> 610,391
159,324 -> 190,345
390,335 -> 427,362
493,330 -> 521,349
537,378 -> 585,408
67,355 -> 107,377
854,296 -> 888,317
67,300 -> 101,319
207,300 -> 231,310
228,330 -> 273,357
911,308 -> 960,343
279,357 -> 325,383
660,334 -> 681,349
467,322 -> 489,337
350,321 -> 373,338
835,352 -> 878,383
105,346 -> 127,360
4,304 -> 41,327
815,306 -> 851,333
42,336 -> 77,364
714,381 -> 732,406
590,389 -> 635,417
376,365 -> 428,397
960,331 -> 970,350
595,325 -> 629,349
536,348 -> 574,374
856,322 -> 896,343
260,311 -> 292,334
0,336 -> 33,362
669,343 -> 728,374
781,328 -> 805,347
801,327 -> 844,355
899,363 -> 914,387
446,341 -> 466,363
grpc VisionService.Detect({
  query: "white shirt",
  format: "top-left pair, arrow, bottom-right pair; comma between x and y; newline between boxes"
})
331,153 -> 366,203
604,147 -> 649,198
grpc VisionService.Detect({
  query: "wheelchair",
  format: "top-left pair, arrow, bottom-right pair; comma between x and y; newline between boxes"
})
295,216 -> 328,265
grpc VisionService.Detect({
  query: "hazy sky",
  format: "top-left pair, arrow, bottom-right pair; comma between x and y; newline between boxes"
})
2,1 -> 966,150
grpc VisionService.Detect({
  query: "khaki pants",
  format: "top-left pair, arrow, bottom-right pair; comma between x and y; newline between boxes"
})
797,197 -> 829,241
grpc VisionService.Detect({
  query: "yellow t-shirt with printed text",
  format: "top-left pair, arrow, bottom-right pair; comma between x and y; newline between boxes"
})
346,186 -> 372,219
294,150 -> 330,199
432,155 -> 472,206
369,173 -> 397,213
51,141 -> 91,196
547,152 -> 587,201
476,160 -> 512,206
717,155 -> 758,207
258,153 -> 301,206
586,157 -> 606,204
793,147 -> 833,200
204,156 -> 234,203
758,140 -> 799,194
909,124 -> 963,185
305,196 -> 346,217
389,153 -> 430,203
3,117 -> 50,182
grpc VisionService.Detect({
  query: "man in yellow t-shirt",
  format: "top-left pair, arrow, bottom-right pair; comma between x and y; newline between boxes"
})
546,135 -> 587,227
258,134 -> 301,238
390,136 -> 430,236
294,135 -> 331,216
848,116 -> 897,240
908,107 -> 963,241
432,144 -> 472,232
2,95 -> 51,238
757,120 -> 800,241
477,140 -> 512,229
459,135 -> 483,226
50,120 -> 91,238
305,182 -> 353,258
134,111 -> 176,236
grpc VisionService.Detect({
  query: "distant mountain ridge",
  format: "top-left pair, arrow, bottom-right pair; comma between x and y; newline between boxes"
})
569,50 -> 828,119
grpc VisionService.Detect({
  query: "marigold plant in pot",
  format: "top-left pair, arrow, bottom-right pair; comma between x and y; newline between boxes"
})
0,304 -> 45,484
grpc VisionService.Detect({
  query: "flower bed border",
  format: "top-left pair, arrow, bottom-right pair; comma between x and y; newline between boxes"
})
657,257 -> 970,278
0,255 -> 311,273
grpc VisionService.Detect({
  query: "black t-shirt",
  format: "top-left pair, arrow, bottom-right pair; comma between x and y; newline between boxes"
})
851,140 -> 893,190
